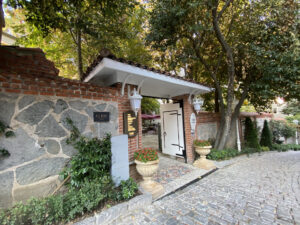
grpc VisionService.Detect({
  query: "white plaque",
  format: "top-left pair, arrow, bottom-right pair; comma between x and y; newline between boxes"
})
190,113 -> 196,135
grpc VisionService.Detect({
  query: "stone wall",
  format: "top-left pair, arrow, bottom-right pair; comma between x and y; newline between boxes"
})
0,46 -> 143,208
0,92 -> 118,208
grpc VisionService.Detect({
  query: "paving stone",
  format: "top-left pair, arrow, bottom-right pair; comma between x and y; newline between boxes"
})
113,152 -> 300,225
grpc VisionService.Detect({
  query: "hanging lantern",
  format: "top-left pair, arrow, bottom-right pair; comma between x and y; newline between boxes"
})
193,97 -> 204,114
129,88 -> 143,116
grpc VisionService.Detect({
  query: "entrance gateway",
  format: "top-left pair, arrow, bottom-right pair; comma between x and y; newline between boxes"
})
83,50 -> 212,163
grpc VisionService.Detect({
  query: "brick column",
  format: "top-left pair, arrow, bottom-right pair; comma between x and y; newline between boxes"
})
117,84 -> 142,162
181,95 -> 195,164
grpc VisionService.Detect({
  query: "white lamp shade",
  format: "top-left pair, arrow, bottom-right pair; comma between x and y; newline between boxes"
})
193,97 -> 204,114
129,89 -> 142,116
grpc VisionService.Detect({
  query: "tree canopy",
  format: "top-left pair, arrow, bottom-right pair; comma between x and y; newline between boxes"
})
146,0 -> 299,149
6,0 -> 152,79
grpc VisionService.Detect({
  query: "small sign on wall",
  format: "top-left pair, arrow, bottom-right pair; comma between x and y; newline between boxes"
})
190,113 -> 196,136
123,111 -> 138,137
93,112 -> 110,122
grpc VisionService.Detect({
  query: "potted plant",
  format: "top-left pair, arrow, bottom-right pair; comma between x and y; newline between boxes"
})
134,148 -> 163,197
193,140 -> 216,170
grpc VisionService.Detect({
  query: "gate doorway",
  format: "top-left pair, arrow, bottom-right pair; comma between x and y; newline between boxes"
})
160,103 -> 185,158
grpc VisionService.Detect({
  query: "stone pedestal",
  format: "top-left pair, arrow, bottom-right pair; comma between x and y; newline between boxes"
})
135,159 -> 164,198
193,146 -> 216,170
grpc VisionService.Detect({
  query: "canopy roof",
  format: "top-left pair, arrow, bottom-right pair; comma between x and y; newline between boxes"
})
83,50 -> 212,98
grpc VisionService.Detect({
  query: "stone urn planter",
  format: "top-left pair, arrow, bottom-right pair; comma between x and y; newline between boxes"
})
134,149 -> 164,198
193,140 -> 216,170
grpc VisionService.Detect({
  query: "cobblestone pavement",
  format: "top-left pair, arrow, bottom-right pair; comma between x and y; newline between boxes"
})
113,151 -> 300,225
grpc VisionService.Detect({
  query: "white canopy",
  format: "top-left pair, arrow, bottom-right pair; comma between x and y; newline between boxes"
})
84,57 -> 212,99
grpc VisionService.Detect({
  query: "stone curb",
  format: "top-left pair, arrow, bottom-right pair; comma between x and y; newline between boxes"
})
73,193 -> 152,225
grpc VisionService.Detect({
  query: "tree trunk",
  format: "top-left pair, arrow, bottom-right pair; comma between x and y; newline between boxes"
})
214,89 -> 219,113
77,29 -> 83,80
215,112 -> 232,150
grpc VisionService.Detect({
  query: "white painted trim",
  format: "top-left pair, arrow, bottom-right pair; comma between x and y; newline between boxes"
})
84,58 -> 212,93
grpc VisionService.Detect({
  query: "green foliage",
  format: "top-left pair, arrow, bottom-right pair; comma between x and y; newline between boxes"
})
141,97 -> 160,114
113,178 -> 138,201
261,146 -> 270,152
282,100 -> 300,116
193,140 -> 211,147
241,147 -> 261,155
0,121 -> 6,134
62,118 -> 112,187
4,131 -> 15,138
0,177 -> 115,225
260,120 -> 272,148
134,148 -> 158,163
207,148 -> 240,161
244,117 -> 260,149
146,0 -> 299,149
0,149 -> 11,158
5,2 -> 152,78
270,120 -> 296,143
271,144 -> 300,152
63,176 -> 113,221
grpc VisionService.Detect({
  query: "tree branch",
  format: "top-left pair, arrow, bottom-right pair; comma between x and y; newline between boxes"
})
217,0 -> 234,21
212,3 -> 235,113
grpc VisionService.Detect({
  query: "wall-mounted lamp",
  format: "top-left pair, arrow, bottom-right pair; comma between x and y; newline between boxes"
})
193,97 -> 204,114
129,88 -> 143,116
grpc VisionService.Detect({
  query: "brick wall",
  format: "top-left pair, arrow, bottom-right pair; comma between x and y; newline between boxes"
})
0,46 -> 141,165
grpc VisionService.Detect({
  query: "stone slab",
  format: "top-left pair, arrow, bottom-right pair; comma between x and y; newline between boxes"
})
18,95 -> 35,110
15,100 -> 54,125
111,135 -> 129,186
13,176 -> 58,203
0,100 -> 15,125
60,138 -> 78,157
54,99 -> 68,114
69,100 -> 88,111
16,157 -> 68,185
44,139 -> 60,155
61,109 -> 88,133
0,128 -> 45,170
35,115 -> 67,137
